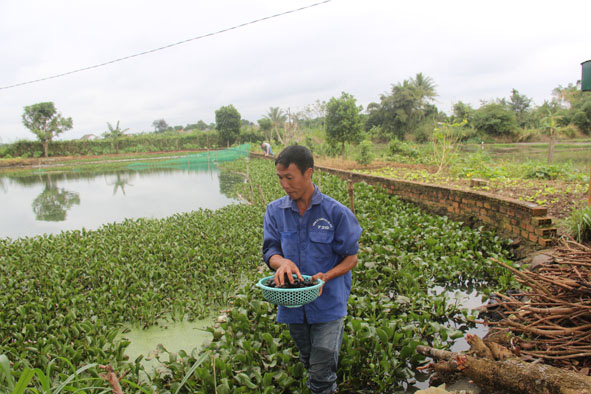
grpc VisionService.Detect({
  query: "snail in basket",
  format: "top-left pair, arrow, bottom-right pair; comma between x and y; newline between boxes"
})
265,273 -> 319,289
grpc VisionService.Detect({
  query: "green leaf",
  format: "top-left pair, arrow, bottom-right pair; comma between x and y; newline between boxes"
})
234,373 -> 257,389
12,367 -> 34,394
0,355 -> 15,391
173,352 -> 209,394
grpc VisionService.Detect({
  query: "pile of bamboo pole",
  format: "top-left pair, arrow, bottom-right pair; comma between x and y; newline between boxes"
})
487,238 -> 591,373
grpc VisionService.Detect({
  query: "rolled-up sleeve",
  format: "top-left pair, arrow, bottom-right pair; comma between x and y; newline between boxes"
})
332,207 -> 362,257
262,205 -> 283,268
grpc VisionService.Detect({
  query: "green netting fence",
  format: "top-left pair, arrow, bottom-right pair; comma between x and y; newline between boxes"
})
126,144 -> 250,171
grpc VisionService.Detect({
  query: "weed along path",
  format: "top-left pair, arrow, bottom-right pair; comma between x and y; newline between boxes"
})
0,157 -> 518,392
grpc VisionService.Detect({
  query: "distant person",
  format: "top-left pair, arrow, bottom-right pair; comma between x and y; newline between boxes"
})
261,142 -> 273,157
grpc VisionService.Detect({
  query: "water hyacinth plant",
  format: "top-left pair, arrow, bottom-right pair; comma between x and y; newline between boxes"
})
0,157 -> 516,392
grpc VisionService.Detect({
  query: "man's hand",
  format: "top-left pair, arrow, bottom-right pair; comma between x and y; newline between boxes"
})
270,256 -> 303,286
312,272 -> 328,296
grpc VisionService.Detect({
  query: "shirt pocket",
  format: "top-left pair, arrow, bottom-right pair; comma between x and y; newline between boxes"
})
280,231 -> 299,260
309,230 -> 334,260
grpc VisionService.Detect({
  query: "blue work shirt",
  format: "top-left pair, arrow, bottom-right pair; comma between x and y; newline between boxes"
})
262,185 -> 362,324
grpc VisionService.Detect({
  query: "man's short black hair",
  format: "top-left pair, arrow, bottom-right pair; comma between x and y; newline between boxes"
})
275,145 -> 314,175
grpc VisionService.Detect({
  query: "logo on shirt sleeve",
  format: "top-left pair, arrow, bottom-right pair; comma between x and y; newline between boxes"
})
312,217 -> 333,231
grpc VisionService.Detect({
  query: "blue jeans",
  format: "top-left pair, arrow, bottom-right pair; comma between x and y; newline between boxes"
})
288,318 -> 345,394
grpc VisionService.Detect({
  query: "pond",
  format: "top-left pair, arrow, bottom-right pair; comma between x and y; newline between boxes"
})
121,317 -> 213,376
0,165 -> 244,239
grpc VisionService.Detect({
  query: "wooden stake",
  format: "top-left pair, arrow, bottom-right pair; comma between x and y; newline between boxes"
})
246,157 -> 254,203
257,184 -> 266,206
211,353 -> 218,394
348,180 -> 355,214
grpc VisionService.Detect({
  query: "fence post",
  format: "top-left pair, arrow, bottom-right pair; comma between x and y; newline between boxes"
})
348,179 -> 355,214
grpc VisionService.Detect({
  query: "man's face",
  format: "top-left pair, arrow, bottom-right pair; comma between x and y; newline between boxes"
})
276,163 -> 312,201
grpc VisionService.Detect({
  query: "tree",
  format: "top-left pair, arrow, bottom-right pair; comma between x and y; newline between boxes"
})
265,107 -> 287,144
303,99 -> 327,129
104,121 -> 129,154
552,82 -> 581,109
257,118 -> 272,141
215,105 -> 241,146
325,92 -> 363,159
571,93 -> 591,135
508,89 -> 532,127
283,108 -> 305,146
472,103 -> 517,136
152,119 -> 168,133
366,73 -> 438,140
22,102 -> 73,157
412,72 -> 437,121
452,101 -> 474,123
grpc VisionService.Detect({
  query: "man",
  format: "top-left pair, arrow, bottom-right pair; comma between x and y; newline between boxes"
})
261,142 -> 273,157
262,145 -> 362,394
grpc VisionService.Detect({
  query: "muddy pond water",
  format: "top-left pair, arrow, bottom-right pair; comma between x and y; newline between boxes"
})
410,285 -> 488,391
0,165 -> 243,239
121,318 -> 213,374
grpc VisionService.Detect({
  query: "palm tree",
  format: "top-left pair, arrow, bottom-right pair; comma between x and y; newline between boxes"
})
265,107 -> 286,144
105,121 -> 129,154
412,72 -> 437,117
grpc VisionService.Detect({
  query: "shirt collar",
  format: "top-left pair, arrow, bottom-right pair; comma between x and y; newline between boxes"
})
279,184 -> 323,210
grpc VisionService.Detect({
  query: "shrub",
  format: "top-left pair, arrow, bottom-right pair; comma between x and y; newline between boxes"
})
319,140 -> 341,157
356,140 -> 374,165
513,128 -> 539,142
522,162 -> 567,180
558,126 -> 578,139
413,121 -> 435,143
472,103 -> 518,136
568,205 -> 591,243
388,139 -> 418,158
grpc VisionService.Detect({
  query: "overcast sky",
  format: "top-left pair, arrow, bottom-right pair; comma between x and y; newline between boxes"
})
0,0 -> 589,142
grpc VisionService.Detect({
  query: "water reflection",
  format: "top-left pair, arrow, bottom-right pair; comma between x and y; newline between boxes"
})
219,171 -> 246,197
32,174 -> 80,221
0,165 -> 241,239
106,171 -> 134,196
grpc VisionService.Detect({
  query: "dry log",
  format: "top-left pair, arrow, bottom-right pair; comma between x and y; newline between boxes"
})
465,334 -> 493,359
417,345 -> 591,394
486,341 -> 513,361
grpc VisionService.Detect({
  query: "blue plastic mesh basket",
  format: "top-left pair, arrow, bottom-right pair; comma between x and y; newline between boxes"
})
257,274 -> 324,308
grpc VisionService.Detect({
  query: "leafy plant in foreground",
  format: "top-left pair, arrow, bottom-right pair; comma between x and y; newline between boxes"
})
567,205 -> 591,243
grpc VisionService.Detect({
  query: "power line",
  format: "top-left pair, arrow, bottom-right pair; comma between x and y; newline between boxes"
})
0,0 -> 332,91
